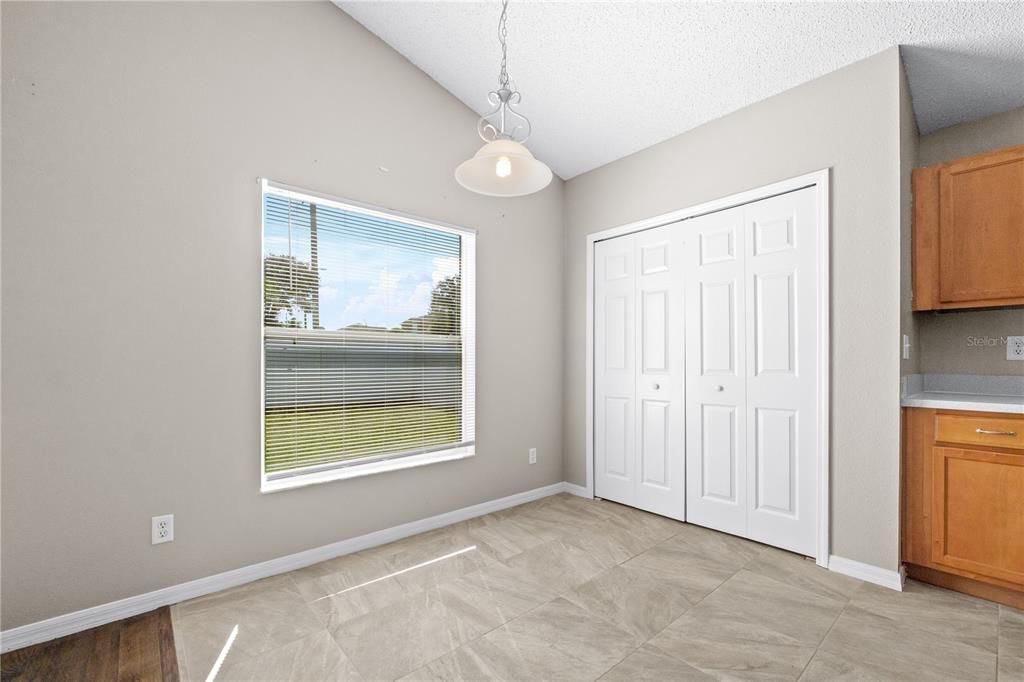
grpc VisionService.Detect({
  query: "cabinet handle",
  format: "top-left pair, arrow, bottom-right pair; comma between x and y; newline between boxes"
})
976,428 -> 1017,436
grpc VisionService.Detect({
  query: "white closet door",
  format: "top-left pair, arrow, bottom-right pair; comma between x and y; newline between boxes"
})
595,226 -> 685,520
634,225 -> 685,520
743,187 -> 818,556
685,206 -> 748,536
684,188 -> 820,557
594,235 -> 637,506
594,185 -> 820,551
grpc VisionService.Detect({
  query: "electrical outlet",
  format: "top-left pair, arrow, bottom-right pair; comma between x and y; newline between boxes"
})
152,514 -> 174,544
902,334 -> 911,361
1008,336 -> 1024,361
528,447 -> 537,465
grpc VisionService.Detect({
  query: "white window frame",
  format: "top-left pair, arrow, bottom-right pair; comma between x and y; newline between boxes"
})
259,179 -> 477,493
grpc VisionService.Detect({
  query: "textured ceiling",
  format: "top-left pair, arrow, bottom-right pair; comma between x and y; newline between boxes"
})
338,2 -> 1024,179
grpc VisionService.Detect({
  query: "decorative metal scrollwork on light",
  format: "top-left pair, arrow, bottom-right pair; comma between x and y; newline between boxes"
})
477,87 -> 532,144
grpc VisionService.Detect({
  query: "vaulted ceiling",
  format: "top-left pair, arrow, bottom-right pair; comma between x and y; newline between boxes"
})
338,2 -> 1024,179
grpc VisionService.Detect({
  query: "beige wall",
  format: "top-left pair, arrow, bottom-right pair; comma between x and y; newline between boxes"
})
914,107 -> 1024,376
563,49 -> 904,571
1,2 -> 565,629
900,55 -> 920,377
4,2 -> 970,630
918,309 -> 1024,375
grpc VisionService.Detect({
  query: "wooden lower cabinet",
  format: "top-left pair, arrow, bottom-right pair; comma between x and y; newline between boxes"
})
903,407 -> 1024,608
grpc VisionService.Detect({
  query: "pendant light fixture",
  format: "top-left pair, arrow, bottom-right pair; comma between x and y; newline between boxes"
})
455,0 -> 552,197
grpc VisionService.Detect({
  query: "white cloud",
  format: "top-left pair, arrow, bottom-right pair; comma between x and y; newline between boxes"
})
342,271 -> 434,327
432,256 -> 460,285
379,270 -> 402,292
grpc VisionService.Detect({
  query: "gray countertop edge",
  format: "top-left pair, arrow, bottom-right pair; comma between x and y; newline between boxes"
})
900,374 -> 1024,413
900,394 -> 1024,414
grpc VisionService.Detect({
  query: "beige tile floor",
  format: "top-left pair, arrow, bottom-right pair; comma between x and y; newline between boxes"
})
171,493 -> 1023,681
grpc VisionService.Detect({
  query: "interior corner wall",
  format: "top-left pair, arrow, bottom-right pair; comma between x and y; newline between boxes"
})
899,52 -> 921,378
917,106 -> 1024,167
914,107 -> 1024,377
563,48 -> 904,572
1,1 -> 565,630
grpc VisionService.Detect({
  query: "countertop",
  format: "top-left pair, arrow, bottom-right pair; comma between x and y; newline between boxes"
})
901,374 -> 1024,415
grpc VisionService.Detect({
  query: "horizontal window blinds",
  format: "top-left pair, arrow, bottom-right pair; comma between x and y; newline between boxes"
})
262,183 -> 475,479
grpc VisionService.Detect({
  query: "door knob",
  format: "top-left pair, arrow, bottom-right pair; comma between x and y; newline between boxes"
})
715,385 -> 724,392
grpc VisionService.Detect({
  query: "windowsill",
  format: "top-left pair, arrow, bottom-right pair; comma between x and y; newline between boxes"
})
260,445 -> 475,493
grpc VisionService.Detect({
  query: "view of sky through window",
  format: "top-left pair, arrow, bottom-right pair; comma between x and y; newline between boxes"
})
263,195 -> 461,332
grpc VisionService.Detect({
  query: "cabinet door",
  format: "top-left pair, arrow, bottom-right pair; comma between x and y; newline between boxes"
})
931,446 -> 1024,584
938,146 -> 1024,304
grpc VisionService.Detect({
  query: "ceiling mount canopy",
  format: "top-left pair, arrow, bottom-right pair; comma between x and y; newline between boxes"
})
455,0 -> 552,198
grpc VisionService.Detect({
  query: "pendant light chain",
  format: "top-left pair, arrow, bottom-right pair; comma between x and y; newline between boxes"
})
475,0 -> 531,143
497,0 -> 510,90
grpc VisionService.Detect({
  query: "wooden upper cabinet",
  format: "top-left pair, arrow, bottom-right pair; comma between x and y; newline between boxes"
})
913,144 -> 1024,311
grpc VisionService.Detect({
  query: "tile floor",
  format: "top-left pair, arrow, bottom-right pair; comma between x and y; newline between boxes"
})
171,493 -> 1023,681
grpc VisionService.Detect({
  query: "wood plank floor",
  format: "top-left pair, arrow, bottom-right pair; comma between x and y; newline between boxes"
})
1,607 -> 178,682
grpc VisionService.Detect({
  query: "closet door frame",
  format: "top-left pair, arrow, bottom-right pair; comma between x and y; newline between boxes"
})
584,169 -> 831,568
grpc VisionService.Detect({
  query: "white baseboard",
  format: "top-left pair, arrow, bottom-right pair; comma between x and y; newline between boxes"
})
561,482 -> 591,498
828,554 -> 906,592
0,481 -> 574,654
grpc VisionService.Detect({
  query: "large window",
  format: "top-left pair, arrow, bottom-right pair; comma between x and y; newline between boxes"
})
260,180 -> 475,491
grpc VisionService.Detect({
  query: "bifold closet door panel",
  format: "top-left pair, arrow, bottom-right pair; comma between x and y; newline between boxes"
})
743,187 -> 819,557
594,235 -> 637,506
685,206 -> 748,537
595,226 -> 686,520
634,225 -> 685,520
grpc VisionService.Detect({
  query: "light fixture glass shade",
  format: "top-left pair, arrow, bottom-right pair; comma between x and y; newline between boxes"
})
455,139 -> 553,197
